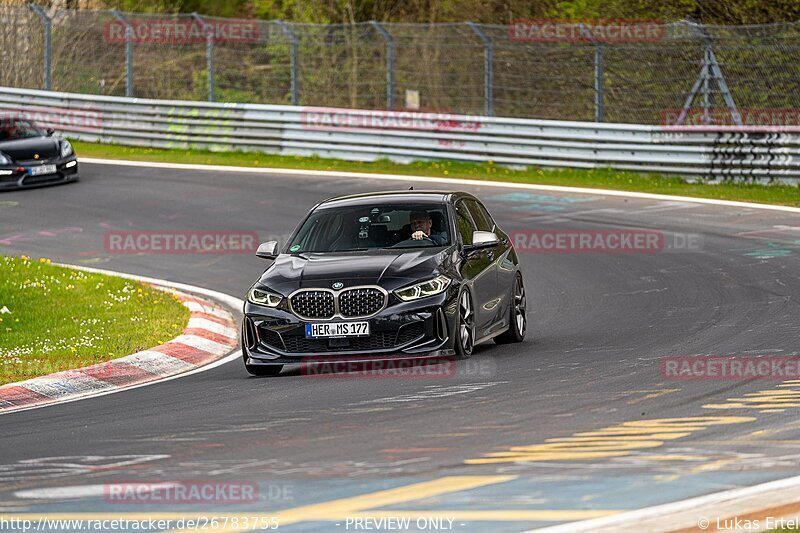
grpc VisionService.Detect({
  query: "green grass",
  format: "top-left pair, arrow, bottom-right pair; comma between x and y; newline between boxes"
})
0,255 -> 189,385
73,140 -> 800,207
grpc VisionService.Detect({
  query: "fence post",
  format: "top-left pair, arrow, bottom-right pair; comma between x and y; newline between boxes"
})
466,22 -> 493,116
594,44 -> 604,122
276,21 -> 298,106
28,3 -> 51,91
369,21 -> 395,110
192,13 -> 215,102
579,24 -> 603,122
702,42 -> 711,123
112,10 -> 134,97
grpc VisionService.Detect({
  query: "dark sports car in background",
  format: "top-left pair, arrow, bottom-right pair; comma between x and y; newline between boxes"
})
0,117 -> 78,190
242,190 -> 527,376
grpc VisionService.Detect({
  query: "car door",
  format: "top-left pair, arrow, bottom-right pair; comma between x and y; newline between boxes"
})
454,199 -> 497,338
465,198 -> 511,334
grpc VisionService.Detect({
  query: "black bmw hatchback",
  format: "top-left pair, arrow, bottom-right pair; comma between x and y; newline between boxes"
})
242,190 -> 526,376
0,117 -> 79,190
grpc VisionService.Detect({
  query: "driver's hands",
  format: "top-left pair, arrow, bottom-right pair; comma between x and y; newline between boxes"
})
412,231 -> 427,240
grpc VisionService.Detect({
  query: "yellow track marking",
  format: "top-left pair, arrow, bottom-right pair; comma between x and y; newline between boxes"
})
625,389 -> 681,404
466,416 -> 754,464
179,475 -> 514,531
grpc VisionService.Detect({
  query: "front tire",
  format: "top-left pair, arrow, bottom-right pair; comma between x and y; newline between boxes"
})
454,289 -> 475,359
494,274 -> 526,344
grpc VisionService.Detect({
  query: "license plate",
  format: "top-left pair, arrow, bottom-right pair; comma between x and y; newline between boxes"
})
305,321 -> 370,338
28,164 -> 56,176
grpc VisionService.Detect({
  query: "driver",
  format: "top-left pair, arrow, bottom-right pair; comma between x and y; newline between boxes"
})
410,210 -> 448,245
0,121 -> 17,141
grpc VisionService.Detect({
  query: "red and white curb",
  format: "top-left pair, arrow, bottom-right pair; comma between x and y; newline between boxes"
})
0,283 -> 239,415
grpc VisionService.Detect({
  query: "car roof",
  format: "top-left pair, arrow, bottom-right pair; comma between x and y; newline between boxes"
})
318,190 -> 473,209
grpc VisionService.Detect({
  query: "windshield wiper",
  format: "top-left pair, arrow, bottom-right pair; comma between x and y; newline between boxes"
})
298,248 -> 371,253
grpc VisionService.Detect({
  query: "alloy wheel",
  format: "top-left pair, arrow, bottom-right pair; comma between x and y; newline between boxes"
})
459,290 -> 475,355
514,277 -> 527,337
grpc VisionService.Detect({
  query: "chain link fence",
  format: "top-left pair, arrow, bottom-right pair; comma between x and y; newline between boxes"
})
4,4 -> 800,124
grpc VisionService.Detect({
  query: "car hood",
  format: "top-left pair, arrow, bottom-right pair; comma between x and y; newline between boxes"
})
0,137 -> 60,162
258,247 -> 455,294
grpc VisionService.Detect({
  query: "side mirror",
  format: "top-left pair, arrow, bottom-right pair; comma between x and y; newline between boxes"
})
471,231 -> 499,248
46,128 -> 54,137
256,241 -> 278,260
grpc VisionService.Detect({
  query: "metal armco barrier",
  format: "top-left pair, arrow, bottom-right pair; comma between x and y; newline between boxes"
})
2,86 -> 800,179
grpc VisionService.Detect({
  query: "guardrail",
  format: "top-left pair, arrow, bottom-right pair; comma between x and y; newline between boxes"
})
2,86 -> 799,179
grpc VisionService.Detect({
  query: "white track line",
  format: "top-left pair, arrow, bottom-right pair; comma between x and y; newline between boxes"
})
82,157 -> 800,214
533,473 -> 800,532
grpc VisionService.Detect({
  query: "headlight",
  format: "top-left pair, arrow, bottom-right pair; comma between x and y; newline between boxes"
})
395,275 -> 451,301
60,140 -> 73,158
0,152 -> 10,165
248,287 -> 283,307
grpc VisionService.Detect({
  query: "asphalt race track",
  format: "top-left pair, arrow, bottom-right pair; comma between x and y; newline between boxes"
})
2,162 -> 800,531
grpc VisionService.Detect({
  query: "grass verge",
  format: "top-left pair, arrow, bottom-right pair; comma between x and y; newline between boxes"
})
73,140 -> 800,207
0,255 -> 189,385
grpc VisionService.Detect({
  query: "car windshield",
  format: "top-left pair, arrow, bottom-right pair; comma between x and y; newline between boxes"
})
0,118 -> 45,141
287,203 -> 451,253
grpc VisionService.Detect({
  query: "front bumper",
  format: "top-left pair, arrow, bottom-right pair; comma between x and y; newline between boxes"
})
0,156 -> 79,191
242,288 -> 459,365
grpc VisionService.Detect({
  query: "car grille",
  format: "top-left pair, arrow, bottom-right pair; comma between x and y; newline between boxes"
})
282,331 -> 398,352
396,322 -> 425,345
22,174 -> 61,185
290,290 -> 335,319
258,322 -> 424,354
338,288 -> 385,317
259,328 -> 284,350
290,287 -> 386,319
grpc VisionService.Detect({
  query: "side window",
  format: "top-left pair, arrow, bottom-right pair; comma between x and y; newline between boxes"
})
455,200 -> 477,245
465,199 -> 494,232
